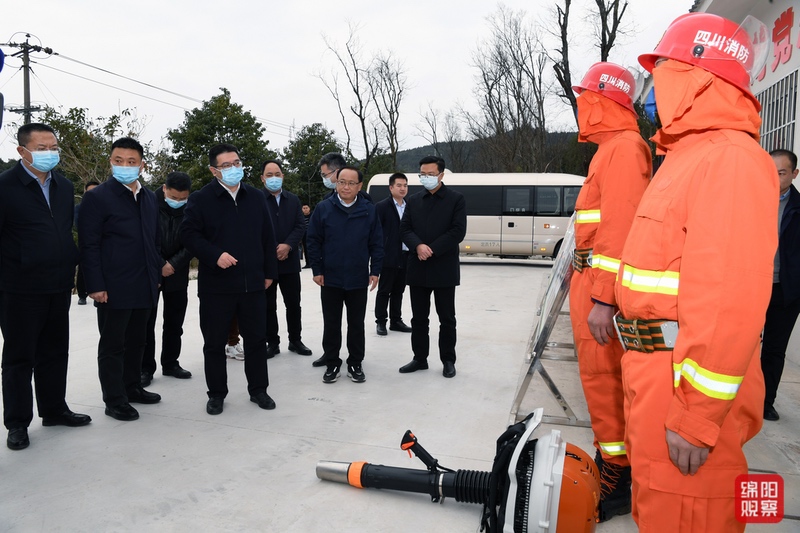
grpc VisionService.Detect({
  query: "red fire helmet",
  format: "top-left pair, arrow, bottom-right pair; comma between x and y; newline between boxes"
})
639,13 -> 769,98
572,62 -> 640,114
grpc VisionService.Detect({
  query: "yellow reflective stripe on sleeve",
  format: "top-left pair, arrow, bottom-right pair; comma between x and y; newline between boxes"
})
620,265 -> 679,295
598,441 -> 627,456
576,209 -> 601,224
672,358 -> 743,401
591,253 -> 621,274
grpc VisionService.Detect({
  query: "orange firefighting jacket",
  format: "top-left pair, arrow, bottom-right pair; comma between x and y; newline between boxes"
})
574,91 -> 652,306
615,61 -> 778,448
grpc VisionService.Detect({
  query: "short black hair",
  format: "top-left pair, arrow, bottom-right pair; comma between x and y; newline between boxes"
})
389,172 -> 408,186
209,143 -> 240,167
338,166 -> 364,183
17,123 -> 56,146
319,152 -> 347,170
111,137 -> 144,158
770,149 -> 798,171
84,180 -> 101,192
419,155 -> 445,173
261,159 -> 284,174
165,172 -> 192,191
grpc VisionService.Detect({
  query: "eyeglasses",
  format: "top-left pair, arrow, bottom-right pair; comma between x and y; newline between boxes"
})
263,172 -> 283,178
215,160 -> 243,170
337,181 -> 360,188
418,173 -> 441,179
321,169 -> 338,179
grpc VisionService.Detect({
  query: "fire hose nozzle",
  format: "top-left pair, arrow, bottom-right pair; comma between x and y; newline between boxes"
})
316,461 -> 351,484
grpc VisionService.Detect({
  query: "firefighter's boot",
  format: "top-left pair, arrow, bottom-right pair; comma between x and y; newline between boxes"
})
594,450 -> 632,522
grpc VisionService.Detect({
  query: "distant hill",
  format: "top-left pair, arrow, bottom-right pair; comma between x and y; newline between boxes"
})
393,131 -> 584,174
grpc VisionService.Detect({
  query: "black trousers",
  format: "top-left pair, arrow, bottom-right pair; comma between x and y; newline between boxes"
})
320,286 -> 367,368
374,265 -> 407,325
761,282 -> 800,407
199,291 -> 269,398
409,285 -> 457,364
266,272 -> 302,346
96,306 -> 152,407
75,265 -> 88,299
0,291 -> 71,429
143,289 -> 189,374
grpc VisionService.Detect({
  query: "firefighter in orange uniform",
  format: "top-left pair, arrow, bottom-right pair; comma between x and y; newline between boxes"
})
569,62 -> 652,522
614,13 -> 776,532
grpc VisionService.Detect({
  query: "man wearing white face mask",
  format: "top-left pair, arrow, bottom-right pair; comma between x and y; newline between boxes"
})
79,137 -> 164,422
180,144 -> 278,416
260,159 -> 311,359
0,123 -> 91,450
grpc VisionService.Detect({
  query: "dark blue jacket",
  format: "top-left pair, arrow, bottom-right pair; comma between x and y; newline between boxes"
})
306,194 -> 383,290
0,162 -> 79,293
264,188 -> 305,275
78,178 -> 162,309
779,184 -> 800,304
375,196 -> 407,269
180,179 -> 278,294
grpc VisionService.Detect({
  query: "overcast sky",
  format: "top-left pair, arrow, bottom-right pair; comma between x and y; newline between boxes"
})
0,0 -> 693,164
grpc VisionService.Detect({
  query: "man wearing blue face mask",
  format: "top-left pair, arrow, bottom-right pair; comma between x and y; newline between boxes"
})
180,144 -> 278,415
142,172 -> 193,387
399,156 -> 466,379
79,137 -> 164,422
261,160 -> 312,359
0,123 -> 91,450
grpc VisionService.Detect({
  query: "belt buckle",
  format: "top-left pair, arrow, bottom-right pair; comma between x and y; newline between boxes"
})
632,318 -> 643,349
572,249 -> 583,273
613,312 -> 627,351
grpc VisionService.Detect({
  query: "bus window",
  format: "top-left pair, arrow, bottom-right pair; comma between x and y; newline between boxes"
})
563,186 -> 580,216
503,187 -> 533,215
454,185 -> 502,216
534,186 -> 562,216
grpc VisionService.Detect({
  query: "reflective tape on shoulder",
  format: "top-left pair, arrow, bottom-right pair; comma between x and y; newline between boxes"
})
576,209 -> 601,224
591,253 -> 621,274
620,265 -> 679,295
598,441 -> 627,456
673,358 -> 743,400
348,461 -> 366,488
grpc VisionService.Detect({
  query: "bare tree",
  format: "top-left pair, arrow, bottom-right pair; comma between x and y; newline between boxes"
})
416,103 -> 442,157
369,52 -> 407,169
465,6 -> 549,172
317,71 -> 353,157
319,25 -> 381,173
592,0 -> 629,61
443,111 -> 470,172
549,0 -> 578,127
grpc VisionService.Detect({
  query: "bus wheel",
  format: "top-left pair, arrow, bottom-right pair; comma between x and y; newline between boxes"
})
552,240 -> 562,260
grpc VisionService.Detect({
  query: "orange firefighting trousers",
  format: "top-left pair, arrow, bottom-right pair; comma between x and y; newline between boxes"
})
570,269 -> 628,467
622,345 -> 764,532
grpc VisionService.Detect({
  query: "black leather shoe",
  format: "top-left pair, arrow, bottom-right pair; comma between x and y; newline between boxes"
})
288,341 -> 312,356
312,355 -> 328,367
389,321 -> 412,333
399,360 -> 429,373
764,405 -> 780,421
140,371 -> 153,387
443,361 -> 456,378
266,344 -> 280,359
206,397 -> 224,415
7,428 -> 29,450
104,403 -> 139,421
250,392 -> 276,410
42,409 -> 92,427
376,323 -> 388,336
127,386 -> 161,404
163,365 -> 192,379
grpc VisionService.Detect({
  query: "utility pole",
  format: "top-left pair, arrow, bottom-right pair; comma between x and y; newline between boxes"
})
3,34 -> 52,124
